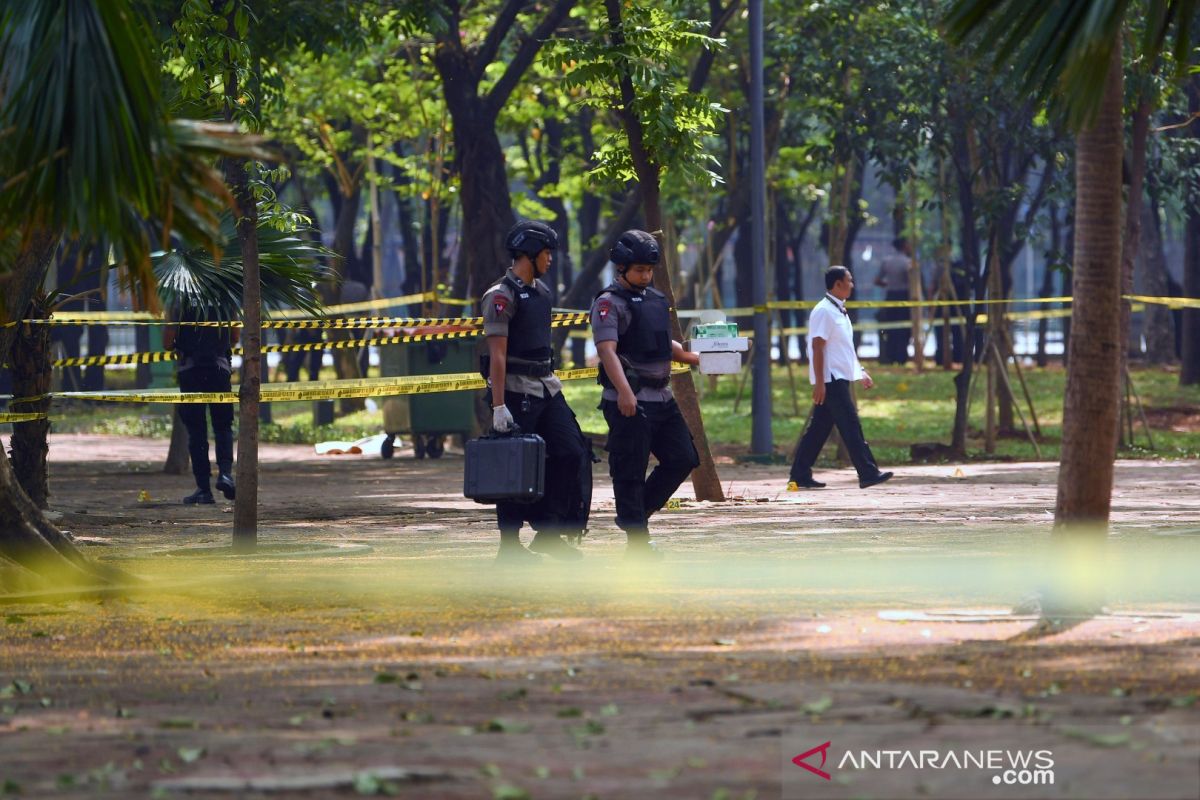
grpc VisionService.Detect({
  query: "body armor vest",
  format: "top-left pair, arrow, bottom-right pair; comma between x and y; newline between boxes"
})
499,275 -> 552,362
596,283 -> 672,391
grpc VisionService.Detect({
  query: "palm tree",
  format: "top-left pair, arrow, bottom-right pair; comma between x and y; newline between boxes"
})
0,0 -> 267,585
944,1 -> 1195,529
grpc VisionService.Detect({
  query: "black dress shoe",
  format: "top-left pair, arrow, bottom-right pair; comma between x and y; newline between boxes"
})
183,488 -> 215,505
787,478 -> 826,490
215,473 -> 236,501
859,471 -> 894,489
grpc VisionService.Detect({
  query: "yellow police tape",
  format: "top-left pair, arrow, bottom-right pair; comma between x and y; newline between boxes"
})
12,292 -> 1195,328
0,412 -> 48,423
568,306 -> 1085,339
676,294 -> 1195,317
45,317 -> 591,368
11,311 -> 591,333
3,290 -> 479,327
1,364 -> 694,410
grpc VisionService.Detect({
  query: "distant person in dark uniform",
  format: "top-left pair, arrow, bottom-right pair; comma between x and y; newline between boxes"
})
590,230 -> 701,559
165,308 -> 237,505
875,237 -> 913,365
482,219 -> 590,563
788,266 -> 892,491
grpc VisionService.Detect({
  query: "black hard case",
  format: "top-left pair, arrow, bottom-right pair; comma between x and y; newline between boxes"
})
463,433 -> 546,503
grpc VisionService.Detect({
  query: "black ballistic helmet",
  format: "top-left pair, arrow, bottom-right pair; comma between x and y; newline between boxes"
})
610,229 -> 660,269
505,219 -> 558,259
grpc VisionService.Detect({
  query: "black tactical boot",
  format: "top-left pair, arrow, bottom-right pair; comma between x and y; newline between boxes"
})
496,532 -> 541,565
529,532 -> 584,561
215,472 -> 236,500
183,487 -> 215,505
624,531 -> 663,561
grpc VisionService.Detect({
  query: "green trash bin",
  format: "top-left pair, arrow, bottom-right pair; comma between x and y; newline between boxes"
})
378,332 -> 478,459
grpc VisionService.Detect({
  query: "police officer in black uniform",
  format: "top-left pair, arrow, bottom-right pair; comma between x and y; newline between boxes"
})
482,219 -> 590,563
590,230 -> 700,559
165,308 -> 237,505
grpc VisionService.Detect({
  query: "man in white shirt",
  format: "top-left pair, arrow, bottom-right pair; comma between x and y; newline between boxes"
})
788,266 -> 893,490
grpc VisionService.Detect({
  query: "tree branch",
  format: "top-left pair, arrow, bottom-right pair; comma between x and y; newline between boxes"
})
484,0 -> 578,120
688,0 -> 741,93
472,0 -> 528,83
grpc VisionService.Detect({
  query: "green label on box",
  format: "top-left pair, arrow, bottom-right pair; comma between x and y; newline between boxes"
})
693,323 -> 738,338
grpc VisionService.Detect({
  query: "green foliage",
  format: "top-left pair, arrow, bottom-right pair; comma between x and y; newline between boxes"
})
944,0 -> 1196,130
151,212 -> 331,318
544,2 -> 727,187
0,0 -> 244,302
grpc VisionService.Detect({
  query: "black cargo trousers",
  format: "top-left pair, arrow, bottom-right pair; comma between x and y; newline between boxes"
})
495,390 -> 591,538
602,398 -> 699,535
177,365 -> 234,489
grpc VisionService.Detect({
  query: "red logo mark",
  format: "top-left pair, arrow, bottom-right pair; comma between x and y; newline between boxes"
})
792,741 -> 832,780
597,300 -> 611,319
493,297 -> 508,315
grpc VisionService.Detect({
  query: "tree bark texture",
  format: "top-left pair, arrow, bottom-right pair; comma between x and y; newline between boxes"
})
605,0 -> 724,502
9,297 -> 52,509
1054,48 -> 1124,526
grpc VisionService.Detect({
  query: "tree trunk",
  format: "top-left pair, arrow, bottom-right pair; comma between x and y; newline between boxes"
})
0,229 -> 118,585
164,409 -> 190,475
9,296 -> 52,509
1054,47 -> 1123,526
1037,202 -> 1061,367
1115,94 -> 1152,446
1182,79 -> 1200,386
605,0 -> 724,502
1142,182 -> 1176,364
225,65 -> 260,553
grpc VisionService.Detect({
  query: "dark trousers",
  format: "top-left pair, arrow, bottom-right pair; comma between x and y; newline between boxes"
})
602,398 -> 699,535
178,367 -> 234,489
789,379 -> 881,482
495,391 -> 590,538
878,289 -> 911,364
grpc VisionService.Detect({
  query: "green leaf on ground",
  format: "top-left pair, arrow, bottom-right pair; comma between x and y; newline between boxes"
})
803,696 -> 833,714
177,747 -> 205,764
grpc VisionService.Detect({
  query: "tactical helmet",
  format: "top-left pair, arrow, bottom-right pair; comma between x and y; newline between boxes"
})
505,219 -> 558,259
610,229 -> 660,269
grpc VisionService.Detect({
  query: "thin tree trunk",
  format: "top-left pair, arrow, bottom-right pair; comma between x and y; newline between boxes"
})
1182,79 -> 1200,386
1116,94 -> 1152,446
1142,181 -> 1175,364
605,0 -> 723,502
225,63 -> 260,552
1054,47 -> 1123,526
164,409 -> 190,475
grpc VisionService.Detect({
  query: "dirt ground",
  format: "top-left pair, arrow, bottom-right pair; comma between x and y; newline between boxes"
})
1,434 -> 1198,799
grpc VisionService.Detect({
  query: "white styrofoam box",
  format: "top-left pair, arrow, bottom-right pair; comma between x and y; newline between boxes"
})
699,351 -> 743,374
687,336 -> 750,353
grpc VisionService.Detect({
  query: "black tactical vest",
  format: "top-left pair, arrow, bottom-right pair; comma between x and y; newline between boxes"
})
498,275 -> 552,362
602,283 -> 672,363
174,309 -> 234,373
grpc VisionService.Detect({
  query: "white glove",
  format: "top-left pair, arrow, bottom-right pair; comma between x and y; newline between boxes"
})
492,404 -> 515,433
